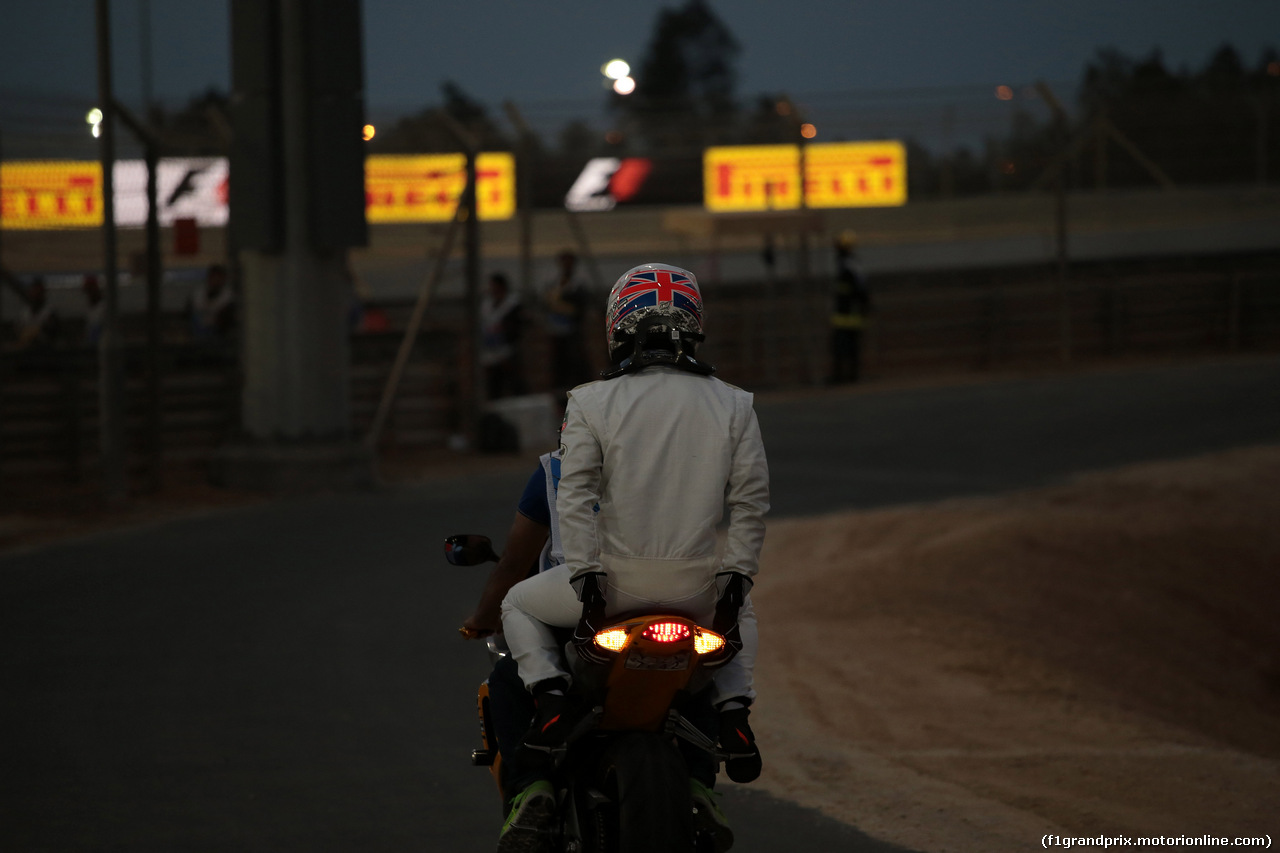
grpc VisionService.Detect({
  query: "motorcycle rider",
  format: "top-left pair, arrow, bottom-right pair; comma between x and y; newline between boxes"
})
498,263 -> 769,851
465,444 -> 759,852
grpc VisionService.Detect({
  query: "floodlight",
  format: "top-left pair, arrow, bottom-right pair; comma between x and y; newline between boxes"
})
603,59 -> 630,80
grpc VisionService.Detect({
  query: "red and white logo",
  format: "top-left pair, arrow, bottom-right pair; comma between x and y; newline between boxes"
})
564,157 -> 652,212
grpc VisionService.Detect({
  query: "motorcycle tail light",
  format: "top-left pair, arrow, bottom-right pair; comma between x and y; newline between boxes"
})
641,621 -> 692,643
694,629 -> 725,655
594,628 -> 630,652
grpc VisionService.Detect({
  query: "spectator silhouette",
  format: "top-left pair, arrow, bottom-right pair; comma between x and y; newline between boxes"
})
481,272 -> 525,399
543,250 -> 591,392
829,231 -> 871,384
16,277 -> 61,349
188,264 -> 234,340
82,274 -> 104,346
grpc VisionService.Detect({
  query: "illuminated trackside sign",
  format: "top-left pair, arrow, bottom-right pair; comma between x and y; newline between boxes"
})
114,158 -> 229,226
0,159 -> 230,230
564,157 -> 654,212
703,141 -> 906,212
0,153 -> 516,230
364,153 -> 515,223
804,141 -> 907,208
0,161 -> 104,229
704,145 -> 800,212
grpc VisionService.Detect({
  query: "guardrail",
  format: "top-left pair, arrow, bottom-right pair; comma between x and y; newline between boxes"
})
2,263 -> 1277,482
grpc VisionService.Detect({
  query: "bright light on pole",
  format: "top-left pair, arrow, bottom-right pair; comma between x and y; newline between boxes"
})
613,76 -> 636,96
362,123 -> 376,141
602,59 -> 630,80
86,107 -> 103,138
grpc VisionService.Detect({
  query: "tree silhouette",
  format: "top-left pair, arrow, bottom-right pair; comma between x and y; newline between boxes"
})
1076,45 -> 1279,187
374,81 -> 510,153
617,0 -> 742,151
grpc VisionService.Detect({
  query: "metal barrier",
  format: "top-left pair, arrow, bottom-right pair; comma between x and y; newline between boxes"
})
2,263 -> 1277,483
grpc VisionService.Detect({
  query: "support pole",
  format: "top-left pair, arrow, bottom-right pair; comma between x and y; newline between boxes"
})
215,0 -> 373,492
1034,81 -> 1074,364
463,149 -> 483,447
433,109 -> 485,448
114,101 -> 164,490
96,0 -> 127,500
143,140 -> 162,489
1055,168 -> 1071,364
502,101 -> 534,295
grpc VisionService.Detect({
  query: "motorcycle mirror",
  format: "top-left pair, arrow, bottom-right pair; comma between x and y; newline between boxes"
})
444,534 -> 500,566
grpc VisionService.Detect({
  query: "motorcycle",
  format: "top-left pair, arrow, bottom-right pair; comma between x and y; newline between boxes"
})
445,533 -> 738,853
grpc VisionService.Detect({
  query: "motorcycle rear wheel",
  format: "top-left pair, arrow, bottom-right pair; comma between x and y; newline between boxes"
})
592,733 -> 694,853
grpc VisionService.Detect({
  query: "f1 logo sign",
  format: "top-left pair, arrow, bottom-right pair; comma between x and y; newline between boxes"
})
565,157 -> 652,212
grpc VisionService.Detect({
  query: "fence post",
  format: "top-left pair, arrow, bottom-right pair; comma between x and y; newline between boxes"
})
1227,271 -> 1242,352
983,288 -> 1004,369
61,352 -> 83,484
0,355 -> 6,483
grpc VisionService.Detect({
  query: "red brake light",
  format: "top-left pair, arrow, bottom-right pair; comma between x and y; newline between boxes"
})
642,621 -> 691,643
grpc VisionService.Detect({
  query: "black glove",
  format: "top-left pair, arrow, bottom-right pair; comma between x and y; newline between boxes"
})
571,572 -> 610,665
703,572 -> 751,667
719,706 -> 762,783
712,572 -> 752,635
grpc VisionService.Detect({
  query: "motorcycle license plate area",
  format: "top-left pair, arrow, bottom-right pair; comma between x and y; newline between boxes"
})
600,617 -> 701,731
625,649 -> 691,671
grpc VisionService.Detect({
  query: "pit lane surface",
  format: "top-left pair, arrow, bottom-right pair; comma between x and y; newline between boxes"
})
3,356 -> 1279,852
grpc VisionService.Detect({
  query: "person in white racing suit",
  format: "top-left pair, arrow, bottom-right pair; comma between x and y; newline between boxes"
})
497,263 -> 769,852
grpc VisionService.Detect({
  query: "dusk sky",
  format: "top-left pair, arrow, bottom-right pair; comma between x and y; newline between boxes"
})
3,1 -> 1278,107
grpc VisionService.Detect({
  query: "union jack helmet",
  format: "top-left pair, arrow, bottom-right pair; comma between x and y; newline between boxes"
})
605,263 -> 704,355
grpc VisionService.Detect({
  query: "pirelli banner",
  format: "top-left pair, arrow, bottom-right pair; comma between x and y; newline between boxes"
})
0,153 -> 515,230
364,153 -> 515,223
0,161 -> 105,229
703,141 -> 907,213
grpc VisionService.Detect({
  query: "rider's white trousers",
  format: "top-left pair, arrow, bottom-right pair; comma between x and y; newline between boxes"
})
501,563 -> 757,707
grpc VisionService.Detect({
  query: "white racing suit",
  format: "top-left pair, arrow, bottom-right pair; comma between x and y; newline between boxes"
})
501,365 -> 769,707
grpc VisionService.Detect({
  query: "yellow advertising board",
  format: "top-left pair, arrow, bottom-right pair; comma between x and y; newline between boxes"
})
365,152 -> 515,223
0,161 -> 104,229
704,145 -> 801,212
804,141 -> 906,208
703,141 -> 906,212
0,154 -> 516,230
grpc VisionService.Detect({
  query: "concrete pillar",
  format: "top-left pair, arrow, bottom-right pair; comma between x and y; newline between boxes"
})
213,0 -> 372,491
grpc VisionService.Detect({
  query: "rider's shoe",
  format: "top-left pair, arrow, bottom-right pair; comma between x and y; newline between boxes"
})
497,779 -> 556,853
523,680 -> 575,750
690,777 -> 734,853
719,706 -> 762,784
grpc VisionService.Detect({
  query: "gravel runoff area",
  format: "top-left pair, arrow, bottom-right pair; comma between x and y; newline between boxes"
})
739,445 -> 1280,852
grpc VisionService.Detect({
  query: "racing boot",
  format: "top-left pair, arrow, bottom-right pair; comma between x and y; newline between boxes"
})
497,779 -> 556,853
690,777 -> 734,853
719,705 -> 762,784
522,678 -> 575,751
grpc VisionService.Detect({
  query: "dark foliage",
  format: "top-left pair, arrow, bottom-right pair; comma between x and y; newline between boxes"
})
613,0 -> 743,151
372,80 -> 511,154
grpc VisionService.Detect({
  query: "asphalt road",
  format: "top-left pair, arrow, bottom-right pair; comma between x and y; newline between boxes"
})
3,356 -> 1279,852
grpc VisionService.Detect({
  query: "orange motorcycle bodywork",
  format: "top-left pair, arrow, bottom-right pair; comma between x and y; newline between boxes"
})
474,614 -> 722,800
